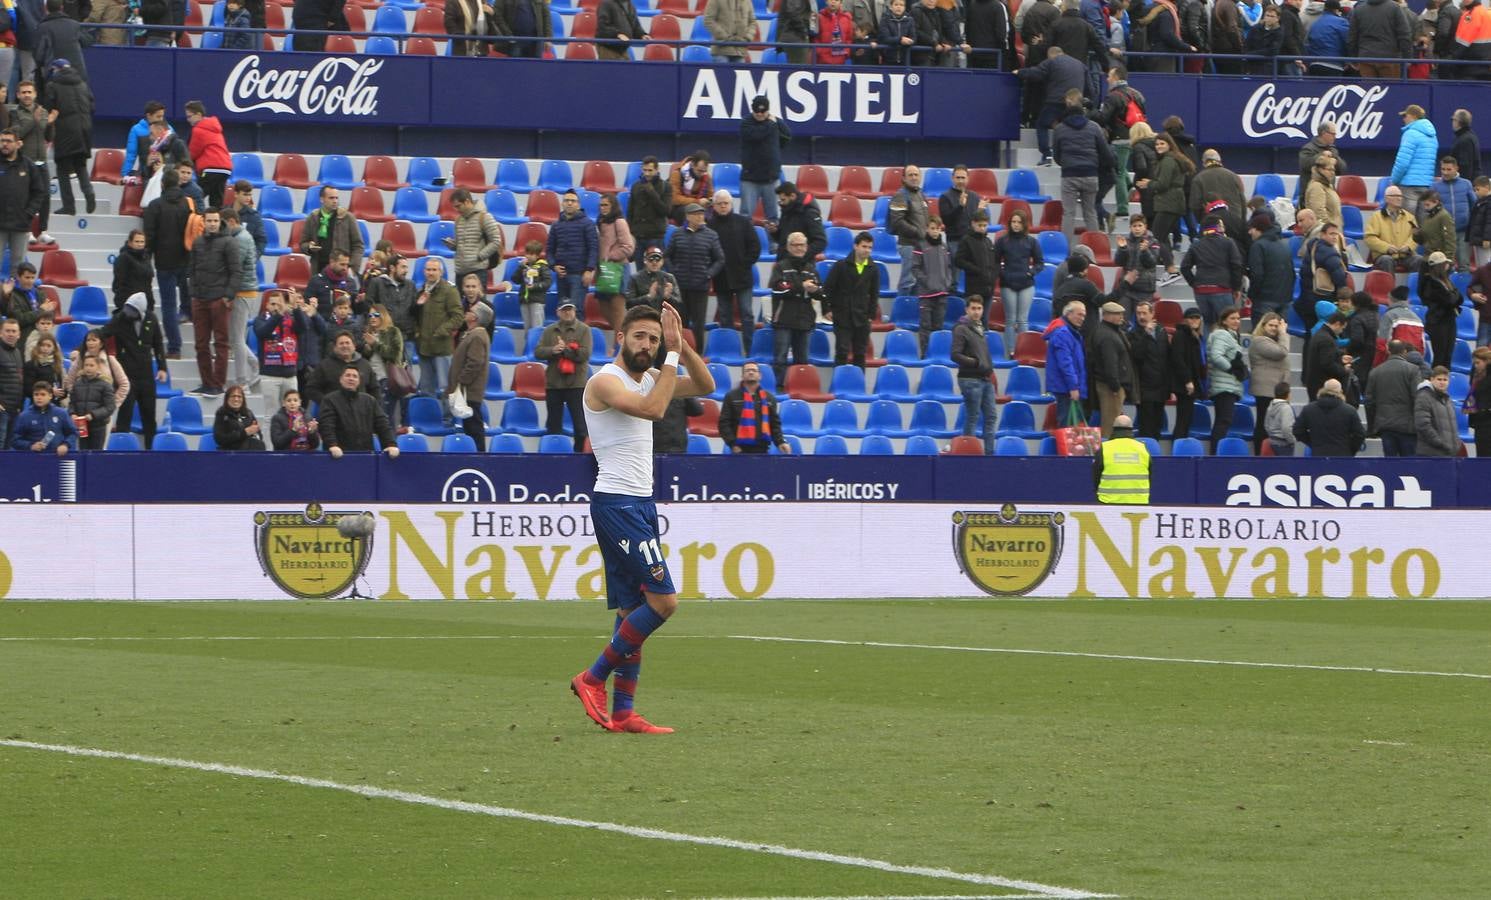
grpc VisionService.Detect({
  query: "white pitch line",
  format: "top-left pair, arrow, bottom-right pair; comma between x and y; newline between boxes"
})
0,635 -> 583,642
0,739 -> 1113,900
725,635 -> 1491,681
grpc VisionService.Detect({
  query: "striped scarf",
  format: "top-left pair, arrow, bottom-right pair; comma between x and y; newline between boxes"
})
736,389 -> 772,446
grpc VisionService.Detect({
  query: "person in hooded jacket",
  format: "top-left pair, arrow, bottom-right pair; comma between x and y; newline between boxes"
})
98,292 -> 168,448
1344,291 -> 1380,390
184,100 -> 233,208
112,230 -> 155,311
1414,365 -> 1463,456
1391,104 -> 1439,218
1051,95 -> 1114,245
141,167 -> 191,358
1246,213 -> 1294,323
1348,0 -> 1411,78
1293,377 -> 1364,456
42,58 -> 91,217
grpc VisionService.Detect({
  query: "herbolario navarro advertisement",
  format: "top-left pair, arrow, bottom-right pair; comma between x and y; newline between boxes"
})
0,503 -> 1464,601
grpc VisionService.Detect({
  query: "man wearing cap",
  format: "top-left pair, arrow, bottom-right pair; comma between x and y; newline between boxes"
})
1298,121 -> 1348,192
1088,300 -> 1135,438
740,96 -> 790,229
1093,414 -> 1150,504
1391,105 -> 1439,220
772,181 -> 827,259
1168,307 -> 1205,440
1293,377 -> 1364,457
1190,149 -> 1249,251
665,202 -> 725,352
448,300 -> 494,450
708,191 -> 762,341
535,297 -> 592,451
1365,185 -> 1422,272
627,246 -> 679,311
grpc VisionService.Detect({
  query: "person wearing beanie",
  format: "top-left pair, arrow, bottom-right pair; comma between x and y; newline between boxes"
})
1304,311 -> 1353,401
1344,291 -> 1380,389
1093,413 -> 1150,504
1293,376 -> 1364,456
1181,216 -> 1245,329
448,300 -> 494,451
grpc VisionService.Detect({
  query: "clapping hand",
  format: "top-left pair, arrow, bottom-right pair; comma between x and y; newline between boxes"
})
660,302 -> 684,351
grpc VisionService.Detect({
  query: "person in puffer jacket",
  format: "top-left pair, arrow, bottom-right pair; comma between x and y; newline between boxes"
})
665,202 -> 725,352
1413,366 -> 1462,456
1044,300 -> 1088,426
184,101 -> 234,208
1051,102 -> 1115,245
545,190 -> 599,309
1391,105 -> 1439,218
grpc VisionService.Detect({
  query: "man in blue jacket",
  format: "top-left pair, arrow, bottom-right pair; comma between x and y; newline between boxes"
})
1392,104 -> 1439,220
545,189 -> 599,310
1433,155 -> 1475,268
120,101 -> 168,185
11,379 -> 75,453
1304,0 -> 1349,78
1044,299 -> 1088,425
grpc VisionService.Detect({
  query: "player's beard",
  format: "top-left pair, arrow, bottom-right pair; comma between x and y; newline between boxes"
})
621,346 -> 653,373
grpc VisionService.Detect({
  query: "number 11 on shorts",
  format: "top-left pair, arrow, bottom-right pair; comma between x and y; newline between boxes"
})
635,538 -> 663,564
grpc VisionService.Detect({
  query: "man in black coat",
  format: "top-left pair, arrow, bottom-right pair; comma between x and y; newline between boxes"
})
33,0 -> 88,92
937,165 -> 982,258
1293,378 -> 1364,456
739,96 -> 790,226
99,292 -> 168,448
1129,299 -> 1171,440
0,127 -> 46,284
1304,312 -> 1353,401
1168,307 -> 1205,439
954,211 -> 997,309
772,181 -> 826,258
291,0 -> 349,52
141,168 -> 191,358
824,231 -> 881,370
1087,300 -> 1134,438
321,367 -> 399,457
964,0 -> 1014,69
707,191 -> 762,341
1451,109 -> 1482,182
187,208 -> 241,397
627,156 -> 672,266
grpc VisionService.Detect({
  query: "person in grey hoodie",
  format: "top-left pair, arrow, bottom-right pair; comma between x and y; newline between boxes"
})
1413,365 -> 1462,456
911,217 -> 955,356
1051,99 -> 1115,245
1263,380 -> 1297,456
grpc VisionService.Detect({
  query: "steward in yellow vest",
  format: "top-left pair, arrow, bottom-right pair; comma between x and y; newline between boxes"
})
1094,414 -> 1151,504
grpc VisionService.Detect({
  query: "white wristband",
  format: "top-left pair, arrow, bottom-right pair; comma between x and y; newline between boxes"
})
663,351 -> 680,370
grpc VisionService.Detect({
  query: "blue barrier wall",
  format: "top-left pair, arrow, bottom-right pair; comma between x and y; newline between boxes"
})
6,454 -> 1486,508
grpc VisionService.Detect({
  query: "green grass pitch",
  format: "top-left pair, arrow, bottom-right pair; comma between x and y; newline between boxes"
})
2,599 -> 1487,899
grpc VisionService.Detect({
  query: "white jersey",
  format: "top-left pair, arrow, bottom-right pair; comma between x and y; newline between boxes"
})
585,363 -> 657,497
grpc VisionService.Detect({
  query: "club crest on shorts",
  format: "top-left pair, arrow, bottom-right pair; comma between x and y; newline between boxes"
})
649,564 -> 666,583
952,504 -> 1065,597
254,503 -> 374,599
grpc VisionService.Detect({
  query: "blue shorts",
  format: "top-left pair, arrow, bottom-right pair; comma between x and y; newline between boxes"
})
591,492 -> 676,610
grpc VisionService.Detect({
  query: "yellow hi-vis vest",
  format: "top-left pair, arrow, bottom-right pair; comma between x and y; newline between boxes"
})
1097,437 -> 1151,504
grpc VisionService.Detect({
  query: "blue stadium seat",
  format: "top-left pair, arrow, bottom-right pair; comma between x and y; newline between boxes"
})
492,293 -> 523,328
537,160 -> 574,193
261,220 -> 288,257
869,364 -> 912,402
54,321 -> 89,357
396,433 -> 429,453
881,329 -> 927,367
259,184 -> 301,223
66,286 -> 109,324
315,155 -> 361,190
485,189 -> 526,225
442,433 -> 478,452
106,432 -> 141,451
164,396 -> 211,435
818,399 -> 865,437
1228,405 -> 1255,439
994,400 -> 1044,438
590,327 -> 612,366
824,226 -> 854,261
372,4 -> 407,35
423,220 -> 456,257
712,163 -> 742,195
151,432 -> 190,451
1003,365 -> 1050,404
523,326 -> 546,359
231,152 -> 268,188
680,44 -> 713,63
748,326 -> 776,364
877,262 -> 895,298
1252,173 -> 1287,201
890,296 -> 919,331
154,362 -> 182,399
1450,370 -> 1471,402
760,49 -> 787,65
687,433 -> 713,454
1341,204 -> 1365,241
392,187 -> 439,223
922,167 -> 953,197
499,397 -> 547,436
489,328 -> 525,364
828,364 -> 875,402
1038,435 -> 1058,455
813,434 -> 850,454
405,156 -> 444,192
703,328 -> 746,365
1038,231 -> 1069,261
1216,437 -> 1250,456
1171,437 -> 1206,456
301,188 -> 324,216
195,433 -> 217,451
859,434 -> 895,455
777,398 -> 815,436
1137,437 -> 1161,457
868,228 -> 898,264
923,331 -> 955,367
497,158 -> 533,194
365,35 -> 399,54
1003,169 -> 1050,203
917,365 -> 960,401
808,329 -> 834,366
906,399 -> 955,438
943,296 -> 966,328
1452,339 -> 1473,375
706,362 -> 732,401
1032,266 -> 1055,300
872,195 -> 891,228
898,434 -> 935,455
1458,306 -> 1477,343
488,433 -> 526,453
863,399 -> 907,437
200,31 -> 222,49
1187,404 -> 1213,440
985,331 -> 1016,369
1027,296 -> 1053,330
408,396 -> 453,435
994,435 -> 1028,456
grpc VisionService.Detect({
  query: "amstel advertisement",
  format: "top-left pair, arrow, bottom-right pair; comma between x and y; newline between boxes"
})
0,503 -> 1467,601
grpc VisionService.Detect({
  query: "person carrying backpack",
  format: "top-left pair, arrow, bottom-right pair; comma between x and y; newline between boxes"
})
1098,65 -> 1144,225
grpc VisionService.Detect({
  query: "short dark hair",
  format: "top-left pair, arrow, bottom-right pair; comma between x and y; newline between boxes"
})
144,101 -> 165,116
621,304 -> 662,332
15,261 -> 36,276
641,155 -> 658,167
45,0 -> 61,13
1387,339 -> 1408,356
971,209 -> 989,223
1274,381 -> 1292,399
31,380 -> 52,394
233,179 -> 253,193
1432,365 -> 1451,377
952,164 -> 969,174
450,188 -> 473,205
185,100 -> 206,117
964,294 -> 983,306
562,188 -> 579,199
524,240 -> 543,255
219,207 -> 239,223
776,181 -> 797,196
1422,190 -> 1441,205
1476,176 -> 1491,189
331,250 -> 351,262
319,185 -> 337,198
691,150 -> 711,164
854,231 -> 873,245
1128,213 -> 1147,226
1066,253 -> 1089,274
1441,155 -> 1459,166
1111,64 -> 1129,80
927,216 -> 944,228
1326,312 -> 1348,325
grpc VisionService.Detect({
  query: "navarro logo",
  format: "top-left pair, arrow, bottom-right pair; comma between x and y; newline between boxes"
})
223,55 -> 382,117
253,503 -> 374,599
1242,84 -> 1391,142
1224,474 -> 1433,508
952,504 -> 1064,597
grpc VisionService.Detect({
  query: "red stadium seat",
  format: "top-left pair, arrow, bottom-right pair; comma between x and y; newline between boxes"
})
583,294 -> 610,327
828,194 -> 874,230
405,36 -> 439,55
509,222 -> 549,256
342,4 -> 366,32
571,11 -> 597,39
1085,266 -> 1105,292
986,296 -> 1006,331
287,219 -> 305,250
525,189 -> 561,224
793,164 -> 831,197
436,188 -> 460,221
1079,231 -> 1114,265
118,183 -> 145,218
657,0 -> 699,17
642,43 -> 674,61
324,34 -> 358,53
1364,269 -> 1395,305
453,158 -> 497,192
264,2 -> 285,33
784,364 -> 833,402
1012,331 -> 1046,367
997,199 -> 1033,233
1337,175 -> 1379,211
648,13 -> 681,42
877,167 -> 903,196
362,155 -> 406,191
413,5 -> 446,34
1153,298 -> 1184,330
580,160 -> 619,193
687,398 -> 721,437
380,221 -> 425,258
90,149 -> 124,185
1032,200 -> 1064,233
838,165 -> 878,199
967,168 -> 1004,202
946,435 -> 985,455
349,186 -> 394,223
273,153 -> 314,189
566,41 -> 598,60
261,33 -> 277,51
511,361 -> 547,400
274,254 -> 313,290
39,250 -> 86,288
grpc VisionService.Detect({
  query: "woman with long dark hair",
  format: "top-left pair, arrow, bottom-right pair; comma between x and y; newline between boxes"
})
1150,133 -> 1194,253
1419,251 -> 1460,368
991,209 -> 1044,353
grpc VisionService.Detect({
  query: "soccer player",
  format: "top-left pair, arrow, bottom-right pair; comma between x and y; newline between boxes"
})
570,304 -> 714,734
